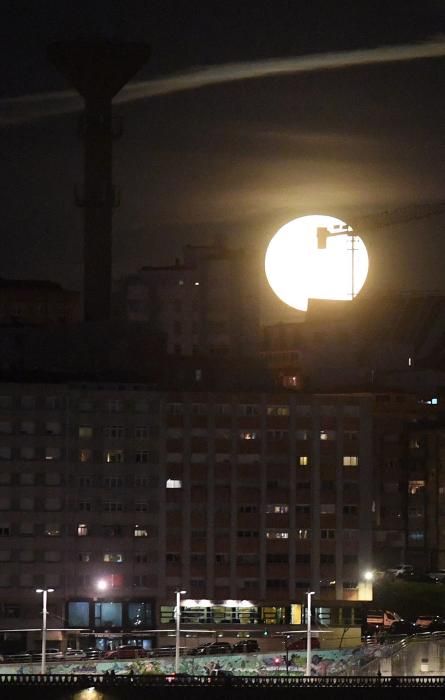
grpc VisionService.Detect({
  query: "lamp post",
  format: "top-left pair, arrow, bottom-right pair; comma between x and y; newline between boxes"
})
175,590 -> 186,674
36,588 -> 54,674
305,591 -> 315,677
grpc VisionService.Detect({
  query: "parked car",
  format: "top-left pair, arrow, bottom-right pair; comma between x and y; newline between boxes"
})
286,636 -> 321,650
103,645 -> 148,659
64,648 -> 87,659
415,615 -> 443,630
366,609 -> 401,630
28,648 -> 63,660
386,564 -> 414,578
427,570 -> 445,582
426,618 -> 445,632
386,620 -> 416,636
189,642 -> 232,655
232,639 -> 260,653
84,647 -> 104,659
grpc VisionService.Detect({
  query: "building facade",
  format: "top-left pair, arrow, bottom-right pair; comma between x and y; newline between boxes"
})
0,381 -> 382,652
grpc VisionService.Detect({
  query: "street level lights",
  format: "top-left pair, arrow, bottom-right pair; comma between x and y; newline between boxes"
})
305,591 -> 315,677
35,588 -> 54,674
175,590 -> 186,674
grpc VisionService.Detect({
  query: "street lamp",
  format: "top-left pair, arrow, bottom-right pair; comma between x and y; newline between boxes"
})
305,591 -> 315,677
175,590 -> 186,674
36,588 -> 54,674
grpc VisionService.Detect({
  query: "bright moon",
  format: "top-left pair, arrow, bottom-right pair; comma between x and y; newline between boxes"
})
265,214 -> 369,312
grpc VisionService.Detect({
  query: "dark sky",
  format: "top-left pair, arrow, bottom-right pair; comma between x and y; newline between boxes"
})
0,0 -> 444,307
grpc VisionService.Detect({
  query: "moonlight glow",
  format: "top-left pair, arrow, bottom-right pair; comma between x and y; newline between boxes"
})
265,214 -> 369,312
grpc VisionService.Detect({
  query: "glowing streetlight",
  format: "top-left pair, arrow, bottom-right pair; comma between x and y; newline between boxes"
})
175,590 -> 186,674
363,570 -> 374,582
35,588 -> 55,674
96,578 -> 108,592
305,591 -> 315,677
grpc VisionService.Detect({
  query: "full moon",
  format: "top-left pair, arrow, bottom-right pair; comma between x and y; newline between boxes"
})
265,214 -> 369,312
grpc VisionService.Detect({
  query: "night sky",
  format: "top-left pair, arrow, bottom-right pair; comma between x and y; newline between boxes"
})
0,1 -> 444,310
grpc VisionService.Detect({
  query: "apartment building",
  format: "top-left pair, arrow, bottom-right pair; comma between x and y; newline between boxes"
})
0,381 -> 380,652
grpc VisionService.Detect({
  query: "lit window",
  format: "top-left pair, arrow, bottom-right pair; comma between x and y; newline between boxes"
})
79,449 -> 92,463
45,447 -> 61,461
299,456 -> 308,466
79,425 -> 93,438
266,530 -> 289,539
343,455 -> 359,466
266,504 -> 289,514
134,526 -> 148,537
166,479 -> 182,489
240,431 -> 258,440
103,553 -> 123,563
297,529 -> 310,539
266,406 -> 290,416
408,480 -> 425,495
105,450 -> 124,463
77,523 -> 88,537
295,430 -> 310,440
45,524 -> 61,536
409,438 -> 421,449
320,430 -> 336,441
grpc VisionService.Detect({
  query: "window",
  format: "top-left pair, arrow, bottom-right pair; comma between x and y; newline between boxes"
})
44,524 -> 60,536
237,530 -> 259,538
136,451 -> 149,463
104,425 -> 124,438
44,497 -> 62,511
320,430 -> 336,441
104,476 -> 123,488
21,395 -> 35,409
295,504 -> 310,514
266,579 -> 287,589
166,553 -> 181,563
134,525 -> 148,537
240,405 -> 259,416
45,472 -> 61,486
79,399 -> 94,412
239,431 -> 259,440
267,553 -> 289,563
103,525 -> 122,537
266,530 -> 289,539
295,554 -> 310,563
134,552 -> 148,563
343,581 -> 358,590
344,431 -> 358,441
0,525 -> 10,537
135,426 -> 148,439
79,501 -> 92,512
343,455 -> 359,466
166,479 -> 182,489
105,450 -> 124,463
45,396 -> 61,410
46,421 -> 61,435
104,502 -> 123,512
103,553 -> 123,563
344,554 -> 358,564
321,504 -> 336,514
128,602 -> 153,627
20,421 -> 35,435
45,447 -> 61,461
266,504 -> 289,514
0,422 -> 12,434
78,552 -> 91,562
79,476 -> 92,487
133,575 -> 149,587
79,449 -> 92,463
321,554 -> 335,564
297,528 -> 310,539
20,447 -> 35,460
68,601 -> 90,628
94,602 -> 122,627
77,523 -> 88,536
408,480 -> 425,495
167,403 -> 184,415
299,456 -> 309,466
135,502 -> 148,512
268,430 -> 288,441
107,399 -> 123,413
44,551 -> 61,563
79,425 -> 93,438
321,529 -> 335,539
215,404 -> 231,415
295,430 -> 310,440
0,448 -> 11,461
267,406 -> 289,416
0,396 -> 11,409
343,505 -> 358,515
409,438 -> 421,449
19,498 -> 34,511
